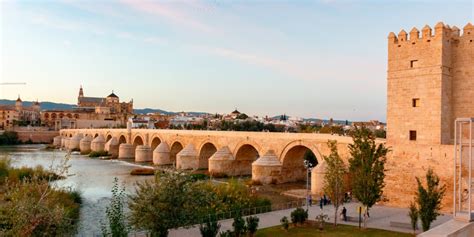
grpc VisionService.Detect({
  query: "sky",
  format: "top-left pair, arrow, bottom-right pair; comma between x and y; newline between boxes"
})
0,0 -> 473,121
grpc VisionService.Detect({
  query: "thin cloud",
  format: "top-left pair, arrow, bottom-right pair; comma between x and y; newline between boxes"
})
121,0 -> 214,33
194,45 -> 316,81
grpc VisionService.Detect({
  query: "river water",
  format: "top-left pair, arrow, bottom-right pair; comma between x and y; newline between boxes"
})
0,144 -> 154,236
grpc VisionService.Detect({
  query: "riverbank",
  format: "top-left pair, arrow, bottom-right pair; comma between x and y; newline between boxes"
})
0,156 -> 82,236
1,144 -> 154,235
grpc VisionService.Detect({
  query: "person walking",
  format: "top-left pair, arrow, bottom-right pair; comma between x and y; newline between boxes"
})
342,206 -> 347,221
319,197 -> 323,210
308,195 -> 312,207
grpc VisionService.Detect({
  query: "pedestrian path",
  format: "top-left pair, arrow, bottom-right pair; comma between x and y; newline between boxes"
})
169,202 -> 452,237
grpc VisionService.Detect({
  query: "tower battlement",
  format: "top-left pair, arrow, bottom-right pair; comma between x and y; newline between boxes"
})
388,22 -> 473,45
387,22 -> 474,146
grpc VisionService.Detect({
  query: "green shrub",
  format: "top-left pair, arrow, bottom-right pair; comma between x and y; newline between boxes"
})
101,177 -> 129,237
199,220 -> 220,237
232,214 -> 247,237
190,173 -> 209,181
89,151 -> 109,158
280,216 -> 289,231
0,131 -> 20,145
290,207 -> 308,226
246,216 -> 259,237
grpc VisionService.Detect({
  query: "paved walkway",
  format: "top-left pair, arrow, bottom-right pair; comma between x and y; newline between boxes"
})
169,202 -> 452,237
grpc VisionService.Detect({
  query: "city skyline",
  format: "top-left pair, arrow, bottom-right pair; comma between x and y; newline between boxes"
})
1,0 -> 473,121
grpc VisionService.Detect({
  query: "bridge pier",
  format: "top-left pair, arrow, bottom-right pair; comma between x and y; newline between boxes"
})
153,142 -> 171,165
91,135 -> 106,152
118,143 -> 134,159
209,146 -> 235,176
53,136 -> 62,148
135,145 -> 152,162
79,136 -> 92,154
251,150 -> 282,184
68,134 -> 83,151
311,162 -> 326,196
62,137 -> 69,149
105,137 -> 119,158
176,144 -> 198,170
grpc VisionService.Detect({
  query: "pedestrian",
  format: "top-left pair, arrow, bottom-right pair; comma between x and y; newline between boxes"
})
367,208 -> 370,218
342,206 -> 347,221
308,195 -> 312,207
319,197 -> 323,210
323,194 -> 327,205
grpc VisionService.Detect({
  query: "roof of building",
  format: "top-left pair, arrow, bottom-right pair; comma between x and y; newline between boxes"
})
107,92 -> 118,98
231,109 -> 240,114
79,97 -> 105,104
0,105 -> 16,111
16,96 -> 22,102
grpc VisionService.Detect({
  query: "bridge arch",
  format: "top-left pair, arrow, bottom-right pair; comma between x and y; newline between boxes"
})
170,141 -> 184,165
118,134 -> 127,145
280,140 -> 321,183
233,143 -> 260,175
233,140 -> 262,158
150,135 -> 162,150
132,135 -> 144,148
198,142 -> 218,169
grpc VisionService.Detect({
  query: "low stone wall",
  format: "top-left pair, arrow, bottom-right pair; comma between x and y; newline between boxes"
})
16,130 -> 59,143
419,219 -> 474,237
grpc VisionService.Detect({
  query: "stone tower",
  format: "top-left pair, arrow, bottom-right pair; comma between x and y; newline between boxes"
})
15,95 -> 23,111
387,22 -> 474,146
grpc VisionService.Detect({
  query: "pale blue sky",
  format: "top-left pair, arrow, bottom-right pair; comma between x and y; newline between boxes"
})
1,0 -> 473,121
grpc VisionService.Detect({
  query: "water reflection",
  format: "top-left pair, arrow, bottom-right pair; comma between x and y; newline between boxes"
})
0,145 -> 154,236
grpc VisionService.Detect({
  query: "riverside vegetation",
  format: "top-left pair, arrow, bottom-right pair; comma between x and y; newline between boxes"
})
0,156 -> 82,236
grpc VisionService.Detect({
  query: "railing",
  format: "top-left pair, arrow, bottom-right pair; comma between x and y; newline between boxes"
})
194,199 -> 307,225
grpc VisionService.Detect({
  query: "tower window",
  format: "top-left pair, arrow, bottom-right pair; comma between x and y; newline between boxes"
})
410,60 -> 418,68
412,98 -> 420,107
409,130 -> 417,141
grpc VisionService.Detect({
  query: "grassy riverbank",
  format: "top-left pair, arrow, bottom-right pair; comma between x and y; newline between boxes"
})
0,157 -> 82,236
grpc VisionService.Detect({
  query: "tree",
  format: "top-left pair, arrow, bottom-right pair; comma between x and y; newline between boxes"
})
408,202 -> 418,234
323,140 -> 347,226
348,126 -> 389,228
101,177 -> 128,237
128,171 -> 212,237
199,220 -> 220,237
415,168 -> 446,231
246,216 -> 259,237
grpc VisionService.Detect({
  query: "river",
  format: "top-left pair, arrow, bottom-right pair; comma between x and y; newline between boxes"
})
0,144 -> 154,236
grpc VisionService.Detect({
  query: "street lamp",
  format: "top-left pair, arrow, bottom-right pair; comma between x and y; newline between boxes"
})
304,159 -> 313,211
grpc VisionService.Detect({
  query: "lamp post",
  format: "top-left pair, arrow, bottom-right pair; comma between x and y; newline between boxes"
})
304,159 -> 313,211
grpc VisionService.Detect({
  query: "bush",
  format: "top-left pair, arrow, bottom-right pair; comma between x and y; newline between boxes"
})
101,177 -> 129,237
290,207 -> 308,226
199,220 -> 220,237
232,214 -> 247,237
89,151 -> 109,158
190,173 -> 209,181
280,216 -> 289,231
246,216 -> 259,237
0,131 -> 20,145
0,173 -> 81,236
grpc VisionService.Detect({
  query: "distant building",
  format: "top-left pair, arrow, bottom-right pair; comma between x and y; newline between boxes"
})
0,96 -> 41,129
41,86 -> 133,130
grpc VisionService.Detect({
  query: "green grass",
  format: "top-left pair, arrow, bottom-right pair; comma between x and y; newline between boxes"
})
255,222 -> 412,237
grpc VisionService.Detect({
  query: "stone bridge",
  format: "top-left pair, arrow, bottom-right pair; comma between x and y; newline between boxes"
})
56,128 -> 353,195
